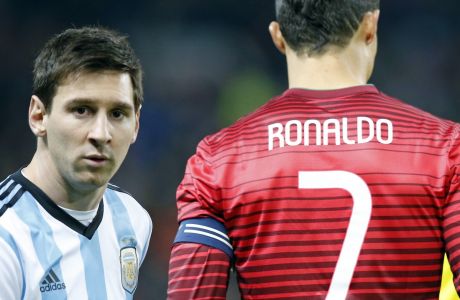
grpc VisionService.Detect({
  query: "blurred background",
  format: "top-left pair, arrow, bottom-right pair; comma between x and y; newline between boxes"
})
1,0 -> 460,298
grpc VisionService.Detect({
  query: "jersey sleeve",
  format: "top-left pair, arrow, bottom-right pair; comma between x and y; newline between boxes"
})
169,140 -> 232,298
175,139 -> 234,257
167,243 -> 230,300
140,211 -> 153,265
176,139 -> 223,223
443,125 -> 460,294
0,229 -> 23,299
174,217 -> 233,259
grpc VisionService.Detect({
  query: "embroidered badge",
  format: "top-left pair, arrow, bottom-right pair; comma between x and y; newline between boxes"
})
120,246 -> 139,294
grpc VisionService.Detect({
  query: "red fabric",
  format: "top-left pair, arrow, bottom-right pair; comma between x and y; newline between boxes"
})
171,86 -> 460,299
168,243 -> 230,299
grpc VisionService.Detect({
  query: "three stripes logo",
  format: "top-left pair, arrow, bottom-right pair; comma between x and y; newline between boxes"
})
40,269 -> 66,293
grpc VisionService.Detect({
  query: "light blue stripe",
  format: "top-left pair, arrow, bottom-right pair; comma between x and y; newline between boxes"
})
105,189 -> 137,299
0,179 -> 13,194
0,226 -> 26,299
79,231 -> 107,300
13,192 -> 67,299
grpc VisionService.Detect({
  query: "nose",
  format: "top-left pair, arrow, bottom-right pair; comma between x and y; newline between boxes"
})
88,113 -> 112,146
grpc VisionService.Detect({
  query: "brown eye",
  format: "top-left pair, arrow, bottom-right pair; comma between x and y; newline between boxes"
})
111,110 -> 125,119
72,106 -> 90,116
76,107 -> 87,115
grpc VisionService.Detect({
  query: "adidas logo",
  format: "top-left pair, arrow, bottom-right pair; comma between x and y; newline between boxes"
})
40,268 -> 66,293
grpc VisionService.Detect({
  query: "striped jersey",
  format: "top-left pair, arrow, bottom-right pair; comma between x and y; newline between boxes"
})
0,170 -> 152,300
168,85 -> 460,299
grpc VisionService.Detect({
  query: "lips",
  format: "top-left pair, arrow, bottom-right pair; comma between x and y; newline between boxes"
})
83,154 -> 111,166
85,154 -> 109,161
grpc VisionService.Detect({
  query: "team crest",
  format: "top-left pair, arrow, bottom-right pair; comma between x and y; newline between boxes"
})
120,246 -> 139,294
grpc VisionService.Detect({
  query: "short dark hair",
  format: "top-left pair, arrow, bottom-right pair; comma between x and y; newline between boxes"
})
275,0 -> 380,56
33,26 -> 143,111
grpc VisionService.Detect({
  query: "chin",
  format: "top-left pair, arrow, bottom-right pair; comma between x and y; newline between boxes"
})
74,173 -> 111,190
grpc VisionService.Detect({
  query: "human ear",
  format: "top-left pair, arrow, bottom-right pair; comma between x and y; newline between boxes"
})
131,106 -> 141,144
28,95 -> 47,137
269,21 -> 287,55
361,10 -> 380,45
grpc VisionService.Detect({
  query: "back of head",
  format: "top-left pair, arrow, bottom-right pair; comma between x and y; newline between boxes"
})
33,26 -> 143,111
275,0 -> 380,56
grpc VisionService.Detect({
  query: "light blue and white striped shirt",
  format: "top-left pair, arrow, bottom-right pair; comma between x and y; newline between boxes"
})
0,170 -> 152,300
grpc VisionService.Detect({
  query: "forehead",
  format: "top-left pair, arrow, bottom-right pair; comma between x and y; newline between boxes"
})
53,71 -> 134,107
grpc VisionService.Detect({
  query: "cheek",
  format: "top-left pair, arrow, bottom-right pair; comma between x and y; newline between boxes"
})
46,122 -> 81,151
113,128 -> 137,152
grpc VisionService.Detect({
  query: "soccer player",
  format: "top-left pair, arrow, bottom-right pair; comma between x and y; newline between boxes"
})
168,0 -> 460,299
0,27 -> 152,299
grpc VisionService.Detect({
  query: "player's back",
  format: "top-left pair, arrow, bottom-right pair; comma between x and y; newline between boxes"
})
201,86 -> 460,299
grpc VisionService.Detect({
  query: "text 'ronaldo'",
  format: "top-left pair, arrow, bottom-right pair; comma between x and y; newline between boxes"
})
268,117 -> 393,151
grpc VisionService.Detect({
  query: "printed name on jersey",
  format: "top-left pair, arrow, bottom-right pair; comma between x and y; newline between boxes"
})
120,246 -> 138,294
268,116 -> 393,150
40,268 -> 66,293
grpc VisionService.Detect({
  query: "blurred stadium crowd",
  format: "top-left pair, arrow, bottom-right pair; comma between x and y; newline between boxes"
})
1,0 -> 460,298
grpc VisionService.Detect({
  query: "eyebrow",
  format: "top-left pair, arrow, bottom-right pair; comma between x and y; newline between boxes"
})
65,98 -> 134,111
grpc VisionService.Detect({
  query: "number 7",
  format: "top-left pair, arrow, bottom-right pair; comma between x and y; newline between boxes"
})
298,171 -> 372,300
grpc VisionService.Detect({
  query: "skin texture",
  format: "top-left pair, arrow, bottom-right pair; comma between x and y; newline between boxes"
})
23,71 -> 140,211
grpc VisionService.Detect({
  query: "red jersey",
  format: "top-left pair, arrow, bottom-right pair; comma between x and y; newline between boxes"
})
168,85 -> 460,299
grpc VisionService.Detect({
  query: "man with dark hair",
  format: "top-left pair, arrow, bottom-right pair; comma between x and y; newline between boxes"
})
168,1 -> 460,299
0,27 -> 152,299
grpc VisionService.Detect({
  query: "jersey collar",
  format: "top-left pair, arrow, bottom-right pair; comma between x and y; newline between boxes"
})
11,170 -> 104,239
282,84 -> 380,99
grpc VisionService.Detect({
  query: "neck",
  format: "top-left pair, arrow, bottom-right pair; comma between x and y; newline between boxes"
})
23,148 -> 104,211
285,43 -> 371,90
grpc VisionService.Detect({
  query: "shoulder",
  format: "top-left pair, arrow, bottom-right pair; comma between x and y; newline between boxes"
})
107,182 -> 133,197
0,174 -> 26,218
375,90 -> 460,141
199,95 -> 282,156
104,184 -> 152,251
447,123 -> 460,159
379,91 -> 457,125
104,183 -> 152,225
0,189 -> 23,273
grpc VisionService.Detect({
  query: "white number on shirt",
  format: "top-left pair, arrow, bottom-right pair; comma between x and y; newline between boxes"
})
298,171 -> 372,300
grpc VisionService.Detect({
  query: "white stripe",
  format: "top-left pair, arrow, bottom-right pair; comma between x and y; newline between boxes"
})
183,229 -> 233,249
0,238 -> 22,300
37,204 -> 88,299
6,185 -> 21,198
98,196 -> 122,300
0,202 -> 44,299
0,185 -> 22,211
185,224 -> 229,240
0,176 -> 11,186
0,180 -> 14,195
